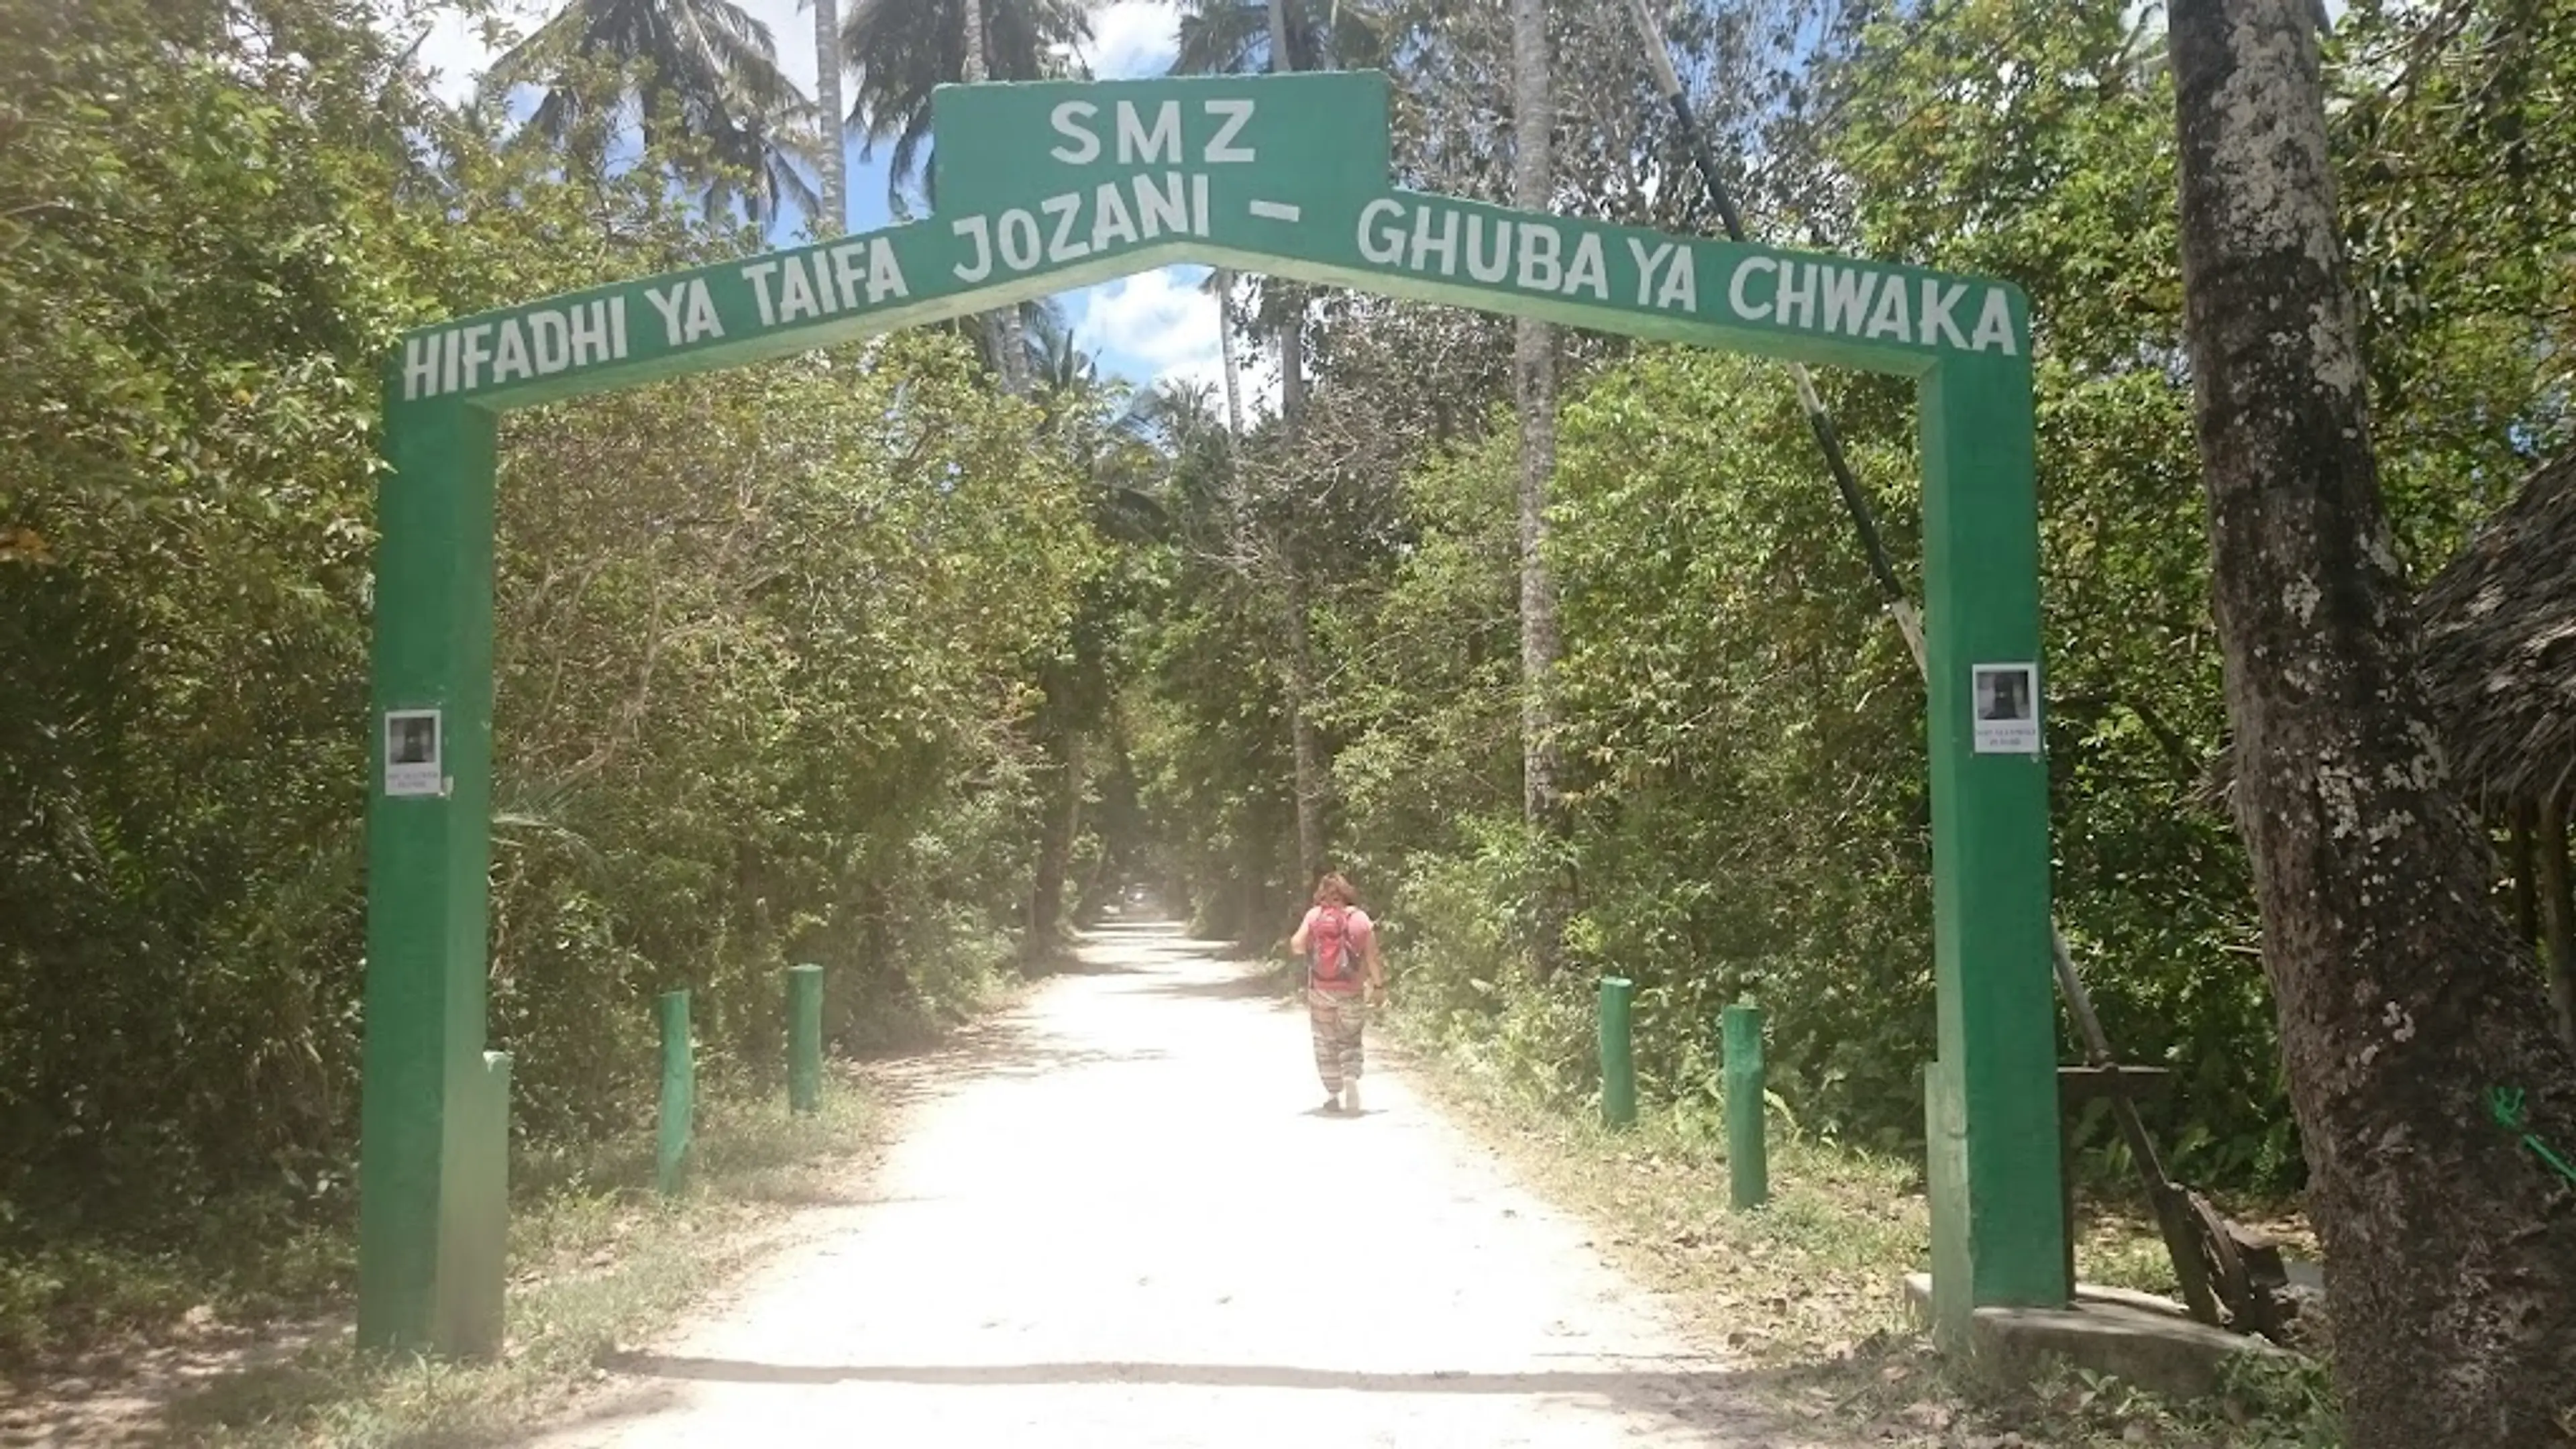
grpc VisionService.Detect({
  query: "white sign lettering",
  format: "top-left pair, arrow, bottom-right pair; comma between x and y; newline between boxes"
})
1202,99 -> 1256,162
951,172 -> 1210,285
402,297 -> 630,402
1723,258 -> 2019,356
391,106 -> 2022,412
1049,101 -> 1101,165
1352,200 -> 2022,356
1357,201 -> 1681,312
647,278 -> 724,342
1046,98 -> 1263,168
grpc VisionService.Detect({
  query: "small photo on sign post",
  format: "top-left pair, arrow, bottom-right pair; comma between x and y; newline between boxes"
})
384,708 -> 443,796
1971,663 -> 2039,755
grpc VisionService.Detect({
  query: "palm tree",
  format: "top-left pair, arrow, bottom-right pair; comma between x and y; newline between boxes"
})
486,0 -> 820,226
843,0 -> 1095,394
802,0 -> 847,236
700,104 -> 827,225
1161,1 -> 1354,890
1018,297 -> 1101,437
1168,0 -> 1389,74
1511,0 -> 1565,976
842,0 -> 1097,207
1199,269 -> 1246,448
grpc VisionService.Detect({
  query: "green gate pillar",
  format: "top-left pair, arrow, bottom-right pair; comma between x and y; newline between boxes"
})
788,964 -> 824,1114
1599,977 -> 1637,1129
1919,354 -> 2068,1344
657,989 -> 696,1196
357,398 -> 502,1354
1721,1004 -> 1768,1211
435,1051 -> 511,1360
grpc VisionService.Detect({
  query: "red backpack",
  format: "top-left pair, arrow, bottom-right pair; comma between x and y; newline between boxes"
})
1310,906 -> 1364,986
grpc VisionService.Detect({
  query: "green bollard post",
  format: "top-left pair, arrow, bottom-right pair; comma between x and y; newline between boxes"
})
1723,1004 -> 1770,1210
788,965 -> 823,1115
657,989 -> 694,1197
1599,977 -> 1637,1128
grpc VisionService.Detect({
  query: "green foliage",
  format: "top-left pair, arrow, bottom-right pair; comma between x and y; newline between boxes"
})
484,0 -> 823,225
163,1079 -> 883,1446
1342,352 -> 1951,1144
1209,0 -> 2573,1193
484,330 -> 1091,1136
0,0 -> 1108,1353
1,0 -> 441,1238
9,0 -> 2572,1376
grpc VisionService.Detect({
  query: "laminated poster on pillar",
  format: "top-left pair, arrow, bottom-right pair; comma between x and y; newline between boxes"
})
1970,663 -> 2040,755
383,708 -> 445,797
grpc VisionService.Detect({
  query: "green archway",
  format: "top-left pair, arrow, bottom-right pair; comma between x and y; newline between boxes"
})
362,69 -> 2058,1356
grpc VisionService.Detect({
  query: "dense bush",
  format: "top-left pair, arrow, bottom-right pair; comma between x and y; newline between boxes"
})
1134,0 -> 2569,1194
0,0 -> 1099,1303
7,0 -> 2570,1354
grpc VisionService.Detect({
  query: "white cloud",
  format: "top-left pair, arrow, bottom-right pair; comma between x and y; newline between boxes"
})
1077,267 -> 1218,374
1072,266 -> 1279,420
1157,339 -> 1281,425
753,0 -> 824,93
1081,2 -> 1180,79
407,1 -> 538,103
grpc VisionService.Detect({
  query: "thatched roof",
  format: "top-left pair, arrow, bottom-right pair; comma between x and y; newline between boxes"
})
2194,453 -> 2576,815
2416,453 -> 2576,810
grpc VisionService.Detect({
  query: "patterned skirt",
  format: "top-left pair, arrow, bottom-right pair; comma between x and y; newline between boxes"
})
1307,987 -> 1369,1090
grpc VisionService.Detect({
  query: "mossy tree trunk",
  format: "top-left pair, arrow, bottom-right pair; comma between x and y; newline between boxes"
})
2169,1 -> 2576,1440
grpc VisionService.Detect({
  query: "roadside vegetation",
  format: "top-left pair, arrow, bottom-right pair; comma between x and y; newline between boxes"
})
6,0 -> 2571,1440
1396,1026 -> 2342,1448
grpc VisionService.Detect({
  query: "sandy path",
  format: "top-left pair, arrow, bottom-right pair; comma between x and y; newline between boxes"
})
531,922 -> 1811,1448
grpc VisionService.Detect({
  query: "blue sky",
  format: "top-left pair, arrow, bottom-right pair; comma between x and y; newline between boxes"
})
412,0 -> 1258,409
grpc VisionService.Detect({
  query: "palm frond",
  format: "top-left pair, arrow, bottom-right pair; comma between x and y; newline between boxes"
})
846,0 -> 1099,193
482,0 -> 817,212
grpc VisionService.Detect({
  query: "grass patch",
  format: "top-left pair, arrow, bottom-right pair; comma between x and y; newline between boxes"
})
0,1195 -> 354,1369
155,1075 -> 883,1448
1388,1016 -> 2342,1448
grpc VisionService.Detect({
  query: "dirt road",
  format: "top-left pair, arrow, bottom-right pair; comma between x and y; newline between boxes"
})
533,922 -> 1811,1448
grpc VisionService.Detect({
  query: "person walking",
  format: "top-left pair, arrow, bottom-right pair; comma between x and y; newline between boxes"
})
1290,872 -> 1385,1114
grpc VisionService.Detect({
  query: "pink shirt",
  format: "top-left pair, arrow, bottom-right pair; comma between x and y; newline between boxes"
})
1300,906 -> 1375,994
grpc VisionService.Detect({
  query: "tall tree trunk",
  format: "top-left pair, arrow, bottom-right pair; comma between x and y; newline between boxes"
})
2510,798 -> 2539,944
2169,2 -> 2576,1441
1277,311 -> 1306,426
2540,790 -> 2576,1049
810,0 -> 844,238
1284,568 -> 1327,885
1025,729 -> 1083,975
1213,270 -> 1246,445
1512,0 -> 1567,977
1265,2 -> 1326,892
1239,814 -> 1271,950
1074,713 -> 1138,924
1266,0 -> 1293,70
1273,346 -> 1324,889
957,0 -> 1025,394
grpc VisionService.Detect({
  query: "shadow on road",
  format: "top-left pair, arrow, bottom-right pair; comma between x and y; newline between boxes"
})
600,1352 -> 1743,1395
588,1351 -> 1801,1437
863,1034 -> 1175,1112
1129,971 -> 1291,1003
857,921 -> 1290,1110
